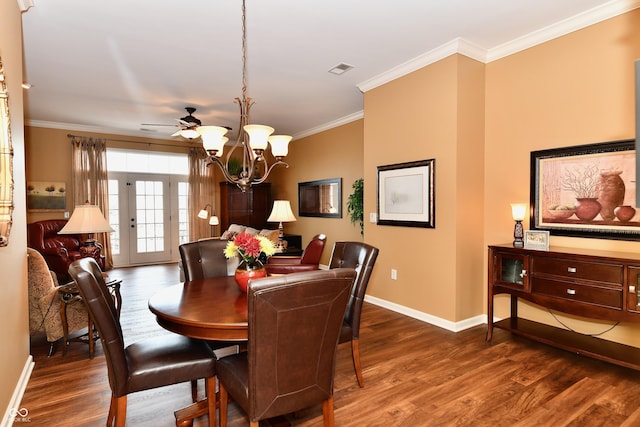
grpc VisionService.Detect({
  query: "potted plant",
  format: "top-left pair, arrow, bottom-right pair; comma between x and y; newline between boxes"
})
347,178 -> 364,236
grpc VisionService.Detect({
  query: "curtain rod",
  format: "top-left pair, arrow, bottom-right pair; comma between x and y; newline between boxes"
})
66,133 -> 192,149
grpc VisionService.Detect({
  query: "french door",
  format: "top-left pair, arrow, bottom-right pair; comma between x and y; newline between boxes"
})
109,172 -> 187,266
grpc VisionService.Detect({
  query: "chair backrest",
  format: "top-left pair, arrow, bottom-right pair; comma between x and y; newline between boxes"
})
28,219 -> 81,252
68,257 -> 128,396
299,233 -> 327,265
247,268 -> 355,421
179,239 -> 229,281
328,242 -> 379,338
27,247 -> 57,332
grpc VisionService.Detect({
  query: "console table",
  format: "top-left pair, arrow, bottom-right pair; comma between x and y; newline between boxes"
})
486,244 -> 640,370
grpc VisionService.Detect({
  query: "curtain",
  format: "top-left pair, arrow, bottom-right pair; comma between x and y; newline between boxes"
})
69,135 -> 113,270
188,147 -> 216,241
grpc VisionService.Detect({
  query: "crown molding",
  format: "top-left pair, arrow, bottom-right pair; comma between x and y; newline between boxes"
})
293,111 -> 364,140
487,0 -> 640,62
357,38 -> 487,93
16,0 -> 34,12
26,119 -> 176,140
357,0 -> 640,93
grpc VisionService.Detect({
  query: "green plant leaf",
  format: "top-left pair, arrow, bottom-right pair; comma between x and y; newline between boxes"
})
347,178 -> 364,236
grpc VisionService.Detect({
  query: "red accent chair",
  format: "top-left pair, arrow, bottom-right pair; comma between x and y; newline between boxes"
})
264,233 -> 326,275
28,219 -> 105,280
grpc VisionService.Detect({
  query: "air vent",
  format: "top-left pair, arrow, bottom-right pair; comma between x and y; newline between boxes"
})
328,63 -> 354,75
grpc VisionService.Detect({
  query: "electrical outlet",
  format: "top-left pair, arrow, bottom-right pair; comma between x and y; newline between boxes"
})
391,269 -> 397,280
64,211 -> 70,219
369,212 -> 377,223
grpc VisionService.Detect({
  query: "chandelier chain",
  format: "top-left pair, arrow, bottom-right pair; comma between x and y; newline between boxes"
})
241,0 -> 247,101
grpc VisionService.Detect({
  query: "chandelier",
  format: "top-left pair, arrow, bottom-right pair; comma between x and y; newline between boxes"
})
198,0 -> 291,192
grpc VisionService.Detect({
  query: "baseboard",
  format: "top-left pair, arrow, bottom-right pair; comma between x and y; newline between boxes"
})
364,295 -> 486,332
1,355 -> 34,427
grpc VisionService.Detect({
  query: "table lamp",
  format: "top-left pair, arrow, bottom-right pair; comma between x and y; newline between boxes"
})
267,200 -> 296,250
511,203 -> 527,248
59,202 -> 114,257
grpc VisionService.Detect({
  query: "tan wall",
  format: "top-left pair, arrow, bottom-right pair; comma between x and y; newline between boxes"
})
1,0 -> 29,417
485,9 -> 640,345
269,120 -> 364,266
363,54 -> 485,321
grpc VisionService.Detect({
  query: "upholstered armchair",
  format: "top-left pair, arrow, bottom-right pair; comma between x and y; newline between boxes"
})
28,247 -> 89,356
28,219 -> 105,281
264,233 -> 326,275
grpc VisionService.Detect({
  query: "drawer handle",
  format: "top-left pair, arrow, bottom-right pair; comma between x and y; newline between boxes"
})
567,288 -> 576,295
567,267 -> 577,273
630,285 -> 636,293
519,269 -> 527,278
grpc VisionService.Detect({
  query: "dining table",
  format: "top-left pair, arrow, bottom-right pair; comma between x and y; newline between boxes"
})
148,276 -> 249,427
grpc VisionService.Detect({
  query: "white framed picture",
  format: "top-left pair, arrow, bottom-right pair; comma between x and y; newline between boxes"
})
524,230 -> 550,250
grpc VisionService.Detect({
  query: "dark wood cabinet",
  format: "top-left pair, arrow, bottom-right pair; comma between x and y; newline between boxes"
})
487,244 -> 640,370
219,182 -> 272,231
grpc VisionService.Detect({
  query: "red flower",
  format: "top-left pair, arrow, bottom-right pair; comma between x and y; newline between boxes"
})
233,233 -> 262,258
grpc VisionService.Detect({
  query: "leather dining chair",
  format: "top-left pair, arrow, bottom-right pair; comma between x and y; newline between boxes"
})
264,233 -> 326,274
68,257 -> 217,427
328,241 -> 379,388
217,268 -> 356,427
179,238 -> 229,281
179,238 -> 243,402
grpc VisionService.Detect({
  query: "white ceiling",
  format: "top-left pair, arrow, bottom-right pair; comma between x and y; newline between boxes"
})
20,0 -> 638,141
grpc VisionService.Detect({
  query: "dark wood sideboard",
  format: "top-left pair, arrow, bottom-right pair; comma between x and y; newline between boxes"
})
487,244 -> 640,370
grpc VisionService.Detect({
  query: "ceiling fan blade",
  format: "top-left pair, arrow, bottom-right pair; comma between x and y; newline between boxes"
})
141,123 -> 179,127
171,130 -> 182,137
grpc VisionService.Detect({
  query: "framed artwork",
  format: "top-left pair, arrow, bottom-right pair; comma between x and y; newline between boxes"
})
524,230 -> 550,250
377,159 -> 435,228
298,178 -> 342,218
27,181 -> 67,211
530,139 -> 638,240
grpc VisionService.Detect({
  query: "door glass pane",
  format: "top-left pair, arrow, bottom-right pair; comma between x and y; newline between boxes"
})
136,179 -> 165,254
107,179 -> 120,255
178,182 -> 189,244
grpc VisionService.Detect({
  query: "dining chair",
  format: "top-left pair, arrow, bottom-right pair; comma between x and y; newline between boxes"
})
264,233 -> 326,274
328,241 -> 379,388
179,238 -> 243,402
68,257 -> 217,427
217,268 -> 356,427
179,238 -> 229,281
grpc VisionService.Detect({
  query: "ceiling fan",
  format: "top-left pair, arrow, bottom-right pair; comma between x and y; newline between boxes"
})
141,107 -> 202,139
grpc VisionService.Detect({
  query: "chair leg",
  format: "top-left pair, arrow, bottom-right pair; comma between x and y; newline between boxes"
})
351,338 -> 364,388
47,341 -> 56,357
191,379 -> 198,402
107,394 -> 116,426
205,376 -> 217,427
114,395 -> 127,427
322,396 -> 335,427
219,382 -> 228,427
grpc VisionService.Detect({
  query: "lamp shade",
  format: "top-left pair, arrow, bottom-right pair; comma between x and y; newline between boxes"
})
268,135 -> 292,158
199,126 -> 229,154
244,124 -> 274,151
197,209 -> 209,220
59,203 -> 114,234
179,128 -> 199,140
209,215 -> 219,226
511,203 -> 527,221
267,200 -> 296,223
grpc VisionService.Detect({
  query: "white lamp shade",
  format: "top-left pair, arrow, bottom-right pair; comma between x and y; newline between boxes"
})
59,203 -> 114,234
209,215 -> 219,226
267,200 -> 296,223
268,135 -> 291,158
199,126 -> 229,153
244,124 -> 274,151
511,203 -> 527,221
197,209 -> 209,219
179,128 -> 199,140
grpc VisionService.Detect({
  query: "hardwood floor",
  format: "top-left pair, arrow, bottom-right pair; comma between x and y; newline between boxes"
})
21,263 -> 640,426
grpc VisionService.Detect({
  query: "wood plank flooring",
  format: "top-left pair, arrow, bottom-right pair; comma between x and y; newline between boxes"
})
20,263 -> 640,426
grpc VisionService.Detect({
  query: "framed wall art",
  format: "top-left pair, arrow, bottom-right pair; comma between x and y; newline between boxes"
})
530,139 -> 638,240
524,230 -> 550,250
27,181 -> 67,211
377,159 -> 435,228
298,178 -> 342,218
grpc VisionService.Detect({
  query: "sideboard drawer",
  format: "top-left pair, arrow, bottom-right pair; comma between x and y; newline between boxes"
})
532,277 -> 623,309
532,257 -> 623,285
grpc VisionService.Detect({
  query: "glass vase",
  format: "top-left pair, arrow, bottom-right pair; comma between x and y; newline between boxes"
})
234,259 -> 267,293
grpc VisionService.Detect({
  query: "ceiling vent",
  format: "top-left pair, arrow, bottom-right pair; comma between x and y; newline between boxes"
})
328,63 -> 354,75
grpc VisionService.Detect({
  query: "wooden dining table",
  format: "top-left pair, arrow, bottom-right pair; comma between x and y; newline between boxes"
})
148,276 -> 249,426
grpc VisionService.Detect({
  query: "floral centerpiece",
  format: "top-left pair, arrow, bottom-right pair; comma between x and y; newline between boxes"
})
224,232 -> 276,292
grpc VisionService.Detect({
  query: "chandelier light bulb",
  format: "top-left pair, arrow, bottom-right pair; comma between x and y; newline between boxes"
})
268,135 -> 292,158
244,124 -> 274,151
199,126 -> 229,154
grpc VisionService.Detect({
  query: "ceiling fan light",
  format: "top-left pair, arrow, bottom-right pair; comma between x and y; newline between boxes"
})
268,135 -> 291,158
179,128 -> 199,140
199,126 -> 229,153
244,124 -> 274,151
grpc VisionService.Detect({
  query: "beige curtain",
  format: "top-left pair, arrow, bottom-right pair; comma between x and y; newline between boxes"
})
188,147 -> 216,241
69,135 -> 113,270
